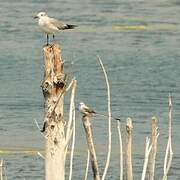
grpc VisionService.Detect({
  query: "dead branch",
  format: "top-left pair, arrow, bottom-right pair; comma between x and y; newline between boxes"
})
65,80 -> 77,156
126,118 -> 133,180
141,137 -> 152,180
84,150 -> 90,180
117,121 -> 123,180
82,114 -> 100,180
68,94 -> 76,180
98,56 -> 112,180
162,94 -> 173,180
148,117 -> 159,180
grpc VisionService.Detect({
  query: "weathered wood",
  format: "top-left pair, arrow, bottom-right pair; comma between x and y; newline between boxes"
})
42,44 -> 66,180
82,115 -> 100,180
148,117 -> 158,180
126,118 -> 133,180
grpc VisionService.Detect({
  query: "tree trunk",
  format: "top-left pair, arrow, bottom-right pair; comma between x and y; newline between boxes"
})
42,44 -> 66,180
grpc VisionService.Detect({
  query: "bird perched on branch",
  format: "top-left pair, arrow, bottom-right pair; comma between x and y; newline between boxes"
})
34,12 -> 77,45
79,102 -> 121,121
79,102 -> 96,115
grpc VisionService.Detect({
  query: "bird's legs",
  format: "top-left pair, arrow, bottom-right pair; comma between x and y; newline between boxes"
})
46,34 -> 49,46
53,34 -> 55,41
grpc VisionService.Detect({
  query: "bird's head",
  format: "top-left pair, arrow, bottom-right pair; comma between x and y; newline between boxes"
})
79,102 -> 85,106
34,12 -> 47,19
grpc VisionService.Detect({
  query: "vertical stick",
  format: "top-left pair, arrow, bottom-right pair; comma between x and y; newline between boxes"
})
126,118 -> 133,180
141,137 -> 152,180
148,117 -> 159,180
0,160 -> 3,180
42,44 -> 66,180
117,121 -> 123,180
98,57 -> 112,180
84,150 -> 90,180
162,94 -> 173,180
82,115 -> 100,180
68,85 -> 76,180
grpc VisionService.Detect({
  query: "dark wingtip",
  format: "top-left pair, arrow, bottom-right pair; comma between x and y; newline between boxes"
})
66,24 -> 78,29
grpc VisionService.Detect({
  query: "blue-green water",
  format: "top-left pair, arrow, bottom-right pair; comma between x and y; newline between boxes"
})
1,0 -> 180,179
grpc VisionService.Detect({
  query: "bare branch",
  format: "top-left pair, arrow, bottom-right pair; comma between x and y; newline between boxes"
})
37,152 -> 45,159
69,99 -> 76,180
98,56 -> 112,180
117,121 -> 123,180
65,80 -> 77,156
141,137 -> 152,180
148,117 -> 159,180
82,115 -> 100,180
34,119 -> 48,140
162,94 -> 173,180
84,150 -> 90,180
126,118 -> 133,180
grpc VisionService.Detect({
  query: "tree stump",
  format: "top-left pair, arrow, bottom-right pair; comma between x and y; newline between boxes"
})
42,44 -> 66,180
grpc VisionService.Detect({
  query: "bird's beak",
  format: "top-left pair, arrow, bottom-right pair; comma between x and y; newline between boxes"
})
33,16 -> 38,19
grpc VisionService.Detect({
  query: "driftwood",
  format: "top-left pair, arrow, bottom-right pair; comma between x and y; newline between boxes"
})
126,118 -> 133,180
82,114 -> 100,180
42,44 -> 66,180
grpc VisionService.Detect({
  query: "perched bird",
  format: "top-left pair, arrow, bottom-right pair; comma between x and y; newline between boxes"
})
79,102 -> 121,121
79,102 -> 96,115
34,12 -> 77,45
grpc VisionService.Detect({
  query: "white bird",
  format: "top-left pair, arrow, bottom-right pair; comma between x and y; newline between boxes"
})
79,102 -> 96,115
79,102 -> 121,121
34,12 -> 77,45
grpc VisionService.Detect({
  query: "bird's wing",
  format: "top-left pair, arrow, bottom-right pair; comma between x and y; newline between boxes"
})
49,18 -> 67,30
83,106 -> 96,114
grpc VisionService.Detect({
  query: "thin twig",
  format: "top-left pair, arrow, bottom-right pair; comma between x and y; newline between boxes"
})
162,94 -> 173,180
65,80 -> 77,157
98,56 -> 112,180
141,137 -> 152,180
117,121 -> 123,180
84,150 -> 90,180
37,152 -> 45,159
69,100 -> 76,180
34,119 -> 48,140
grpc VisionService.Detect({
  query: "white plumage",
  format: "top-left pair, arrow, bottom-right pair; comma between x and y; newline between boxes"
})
34,12 -> 77,45
79,102 -> 96,115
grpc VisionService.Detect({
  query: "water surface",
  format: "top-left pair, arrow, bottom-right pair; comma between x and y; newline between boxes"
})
0,0 -> 180,179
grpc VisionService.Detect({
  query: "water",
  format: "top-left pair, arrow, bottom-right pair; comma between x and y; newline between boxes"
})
0,0 -> 180,179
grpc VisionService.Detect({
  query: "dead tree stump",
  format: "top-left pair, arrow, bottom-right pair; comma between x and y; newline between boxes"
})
82,114 -> 100,180
41,44 -> 66,180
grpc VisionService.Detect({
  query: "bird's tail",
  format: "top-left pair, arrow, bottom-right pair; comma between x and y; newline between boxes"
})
65,24 -> 77,29
94,112 -> 121,121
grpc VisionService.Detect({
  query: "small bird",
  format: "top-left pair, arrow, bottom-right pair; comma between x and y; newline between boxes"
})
79,102 -> 96,115
34,12 -> 77,45
79,102 -> 121,121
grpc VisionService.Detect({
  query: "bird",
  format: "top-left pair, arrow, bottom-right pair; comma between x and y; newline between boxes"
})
79,102 -> 121,121
34,12 -> 77,45
79,102 -> 96,115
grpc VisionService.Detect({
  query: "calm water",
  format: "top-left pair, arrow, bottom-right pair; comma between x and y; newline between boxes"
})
1,0 -> 180,179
